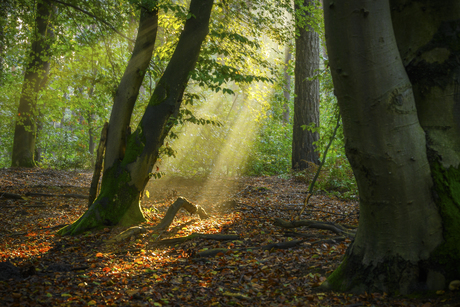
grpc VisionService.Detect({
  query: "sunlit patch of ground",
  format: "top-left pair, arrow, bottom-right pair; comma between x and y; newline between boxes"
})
0,169 -> 458,306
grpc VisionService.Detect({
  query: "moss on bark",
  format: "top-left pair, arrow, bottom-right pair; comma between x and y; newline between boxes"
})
323,251 -> 446,294
58,163 -> 145,236
121,127 -> 146,167
430,160 -> 460,280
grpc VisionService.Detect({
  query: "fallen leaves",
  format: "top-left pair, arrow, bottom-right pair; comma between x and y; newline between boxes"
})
0,169 -> 457,306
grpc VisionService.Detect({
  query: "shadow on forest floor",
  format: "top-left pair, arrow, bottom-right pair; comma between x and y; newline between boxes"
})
0,168 -> 458,306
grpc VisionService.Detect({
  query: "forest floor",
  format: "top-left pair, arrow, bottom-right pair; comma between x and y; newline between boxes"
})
0,168 -> 458,306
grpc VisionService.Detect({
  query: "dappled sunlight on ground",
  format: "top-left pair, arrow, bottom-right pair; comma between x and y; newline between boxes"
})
1,169 -> 458,306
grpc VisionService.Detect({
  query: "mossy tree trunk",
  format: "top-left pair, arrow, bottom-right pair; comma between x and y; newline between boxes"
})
58,0 -> 214,236
11,0 -> 54,167
391,0 -> 460,289
321,0 -> 460,294
292,0 -> 320,169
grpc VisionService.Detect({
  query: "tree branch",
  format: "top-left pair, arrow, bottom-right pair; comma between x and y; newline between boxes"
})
51,0 -> 135,43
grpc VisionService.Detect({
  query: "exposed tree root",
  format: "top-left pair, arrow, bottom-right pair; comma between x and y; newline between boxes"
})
194,236 -> 347,258
153,233 -> 240,247
273,217 -> 355,237
0,191 -> 88,200
0,192 -> 24,200
106,197 -> 210,244
152,197 -> 209,231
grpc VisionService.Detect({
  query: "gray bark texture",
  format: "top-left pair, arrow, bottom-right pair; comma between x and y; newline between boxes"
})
390,0 -> 460,291
11,0 -> 54,167
323,0 -> 446,294
292,0 -> 320,169
390,0 -> 460,169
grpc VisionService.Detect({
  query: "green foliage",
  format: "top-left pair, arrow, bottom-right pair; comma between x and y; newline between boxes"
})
0,0 -> 357,201
245,121 -> 292,175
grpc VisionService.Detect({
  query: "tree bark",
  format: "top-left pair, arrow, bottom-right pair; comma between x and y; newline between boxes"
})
104,5 -> 159,171
88,122 -> 108,207
292,0 -> 320,169
11,0 -> 54,167
322,0 -> 444,294
0,1 -> 6,86
59,0 -> 214,236
282,43 -> 291,124
390,0 -> 460,289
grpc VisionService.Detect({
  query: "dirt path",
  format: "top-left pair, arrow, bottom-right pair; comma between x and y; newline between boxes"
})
0,168 -> 456,306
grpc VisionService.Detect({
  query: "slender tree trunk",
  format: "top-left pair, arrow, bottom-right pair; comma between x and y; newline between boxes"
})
11,0 -> 54,167
59,0 -> 214,236
104,5 -> 159,172
292,0 -> 320,169
0,1 -> 6,86
322,0 -> 450,294
282,43 -> 291,124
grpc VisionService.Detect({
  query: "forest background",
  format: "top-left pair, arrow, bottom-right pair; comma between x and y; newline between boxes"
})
0,0 -> 357,201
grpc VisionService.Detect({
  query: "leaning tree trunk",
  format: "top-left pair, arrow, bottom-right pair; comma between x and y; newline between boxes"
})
390,0 -> 460,286
58,0 -> 214,236
322,0 -> 443,294
104,4 -> 159,173
292,0 -> 320,169
11,0 -> 54,167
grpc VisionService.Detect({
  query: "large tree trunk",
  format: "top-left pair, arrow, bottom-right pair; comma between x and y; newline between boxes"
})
390,0 -> 460,288
59,0 -> 214,236
322,0 -> 445,294
11,0 -> 54,167
292,0 -> 320,169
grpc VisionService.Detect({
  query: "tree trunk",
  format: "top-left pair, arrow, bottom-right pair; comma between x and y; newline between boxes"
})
0,1 -> 6,86
282,43 -> 291,124
59,0 -> 214,236
104,5 -> 159,172
88,122 -> 108,208
390,0 -> 460,288
322,0 -> 445,294
292,0 -> 320,169
11,0 -> 54,167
